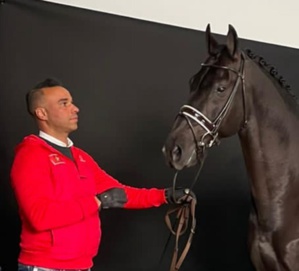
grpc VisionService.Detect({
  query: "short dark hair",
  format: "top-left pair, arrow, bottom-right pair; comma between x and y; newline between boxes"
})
26,78 -> 63,116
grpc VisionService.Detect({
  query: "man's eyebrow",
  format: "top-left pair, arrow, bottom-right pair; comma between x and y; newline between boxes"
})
58,98 -> 71,103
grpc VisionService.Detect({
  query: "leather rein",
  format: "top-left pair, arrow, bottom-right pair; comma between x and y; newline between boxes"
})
163,52 -> 247,271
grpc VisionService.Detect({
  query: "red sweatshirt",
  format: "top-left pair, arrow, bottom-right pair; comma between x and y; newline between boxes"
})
10,135 -> 166,269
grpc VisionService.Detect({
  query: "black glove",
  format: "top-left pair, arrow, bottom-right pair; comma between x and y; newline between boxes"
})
97,188 -> 128,209
165,187 -> 196,204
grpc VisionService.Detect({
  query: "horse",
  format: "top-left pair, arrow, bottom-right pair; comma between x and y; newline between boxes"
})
162,24 -> 299,271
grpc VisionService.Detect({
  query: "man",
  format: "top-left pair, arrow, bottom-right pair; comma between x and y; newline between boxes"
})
10,78 -> 195,271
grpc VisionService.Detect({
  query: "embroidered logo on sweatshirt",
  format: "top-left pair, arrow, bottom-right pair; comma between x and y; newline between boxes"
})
78,155 -> 86,162
49,154 -> 65,165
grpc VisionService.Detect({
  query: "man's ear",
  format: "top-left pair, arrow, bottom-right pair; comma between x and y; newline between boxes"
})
35,107 -> 47,120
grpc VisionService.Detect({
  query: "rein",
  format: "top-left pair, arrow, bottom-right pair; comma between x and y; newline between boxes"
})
162,128 -> 203,271
162,167 -> 200,271
162,52 -> 247,271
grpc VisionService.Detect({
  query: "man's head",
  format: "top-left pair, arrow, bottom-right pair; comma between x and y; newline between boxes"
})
26,78 -> 80,142
26,78 -> 62,116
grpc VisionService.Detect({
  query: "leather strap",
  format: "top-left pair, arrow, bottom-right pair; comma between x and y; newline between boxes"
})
165,197 -> 197,271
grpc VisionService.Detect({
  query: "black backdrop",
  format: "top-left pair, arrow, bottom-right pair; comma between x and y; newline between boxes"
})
1,0 -> 299,270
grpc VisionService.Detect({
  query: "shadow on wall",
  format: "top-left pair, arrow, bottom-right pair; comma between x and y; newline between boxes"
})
0,147 -> 20,271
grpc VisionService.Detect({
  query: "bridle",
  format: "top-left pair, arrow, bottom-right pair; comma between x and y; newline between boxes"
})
163,52 -> 247,271
180,52 -> 247,150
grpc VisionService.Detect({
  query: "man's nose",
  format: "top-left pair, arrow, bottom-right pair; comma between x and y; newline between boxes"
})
73,104 -> 79,112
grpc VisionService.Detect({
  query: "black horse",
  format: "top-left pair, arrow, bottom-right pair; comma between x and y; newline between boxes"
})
162,24 -> 299,271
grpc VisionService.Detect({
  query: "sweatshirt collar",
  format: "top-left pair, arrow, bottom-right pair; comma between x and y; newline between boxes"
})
39,131 -> 74,147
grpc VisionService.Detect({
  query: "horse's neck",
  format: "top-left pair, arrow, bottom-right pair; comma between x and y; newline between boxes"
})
240,59 -> 299,163
238,60 -> 299,228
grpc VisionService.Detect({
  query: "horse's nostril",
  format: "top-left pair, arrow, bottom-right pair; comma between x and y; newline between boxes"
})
172,145 -> 181,162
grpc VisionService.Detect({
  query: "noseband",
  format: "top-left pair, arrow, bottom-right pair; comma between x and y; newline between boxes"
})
180,52 -> 247,152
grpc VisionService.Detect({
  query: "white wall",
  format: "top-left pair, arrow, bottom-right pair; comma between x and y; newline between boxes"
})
43,0 -> 299,49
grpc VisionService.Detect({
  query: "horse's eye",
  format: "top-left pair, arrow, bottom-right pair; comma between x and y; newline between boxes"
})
217,86 -> 226,93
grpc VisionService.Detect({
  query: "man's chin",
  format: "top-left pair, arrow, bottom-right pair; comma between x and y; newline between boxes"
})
69,125 -> 78,132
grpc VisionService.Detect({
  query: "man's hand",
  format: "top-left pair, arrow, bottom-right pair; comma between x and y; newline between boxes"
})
96,188 -> 127,209
165,187 -> 196,204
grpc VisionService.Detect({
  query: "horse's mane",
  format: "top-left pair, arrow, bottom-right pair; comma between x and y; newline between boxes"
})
245,49 -> 298,105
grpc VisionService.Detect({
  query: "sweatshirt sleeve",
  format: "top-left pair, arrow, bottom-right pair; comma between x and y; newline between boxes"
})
123,186 -> 167,209
90,157 -> 167,209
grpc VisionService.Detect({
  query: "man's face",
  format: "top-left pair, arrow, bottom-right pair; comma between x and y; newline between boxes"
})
38,86 -> 79,135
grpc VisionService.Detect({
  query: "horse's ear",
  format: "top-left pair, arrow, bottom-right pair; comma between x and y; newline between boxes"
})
206,24 -> 218,56
226,24 -> 238,57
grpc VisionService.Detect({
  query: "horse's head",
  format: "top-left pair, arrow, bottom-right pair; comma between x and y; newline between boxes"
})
163,24 -> 247,170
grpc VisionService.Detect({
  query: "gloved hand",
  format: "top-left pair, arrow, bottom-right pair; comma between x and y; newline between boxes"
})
97,188 -> 127,209
165,187 -> 196,204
